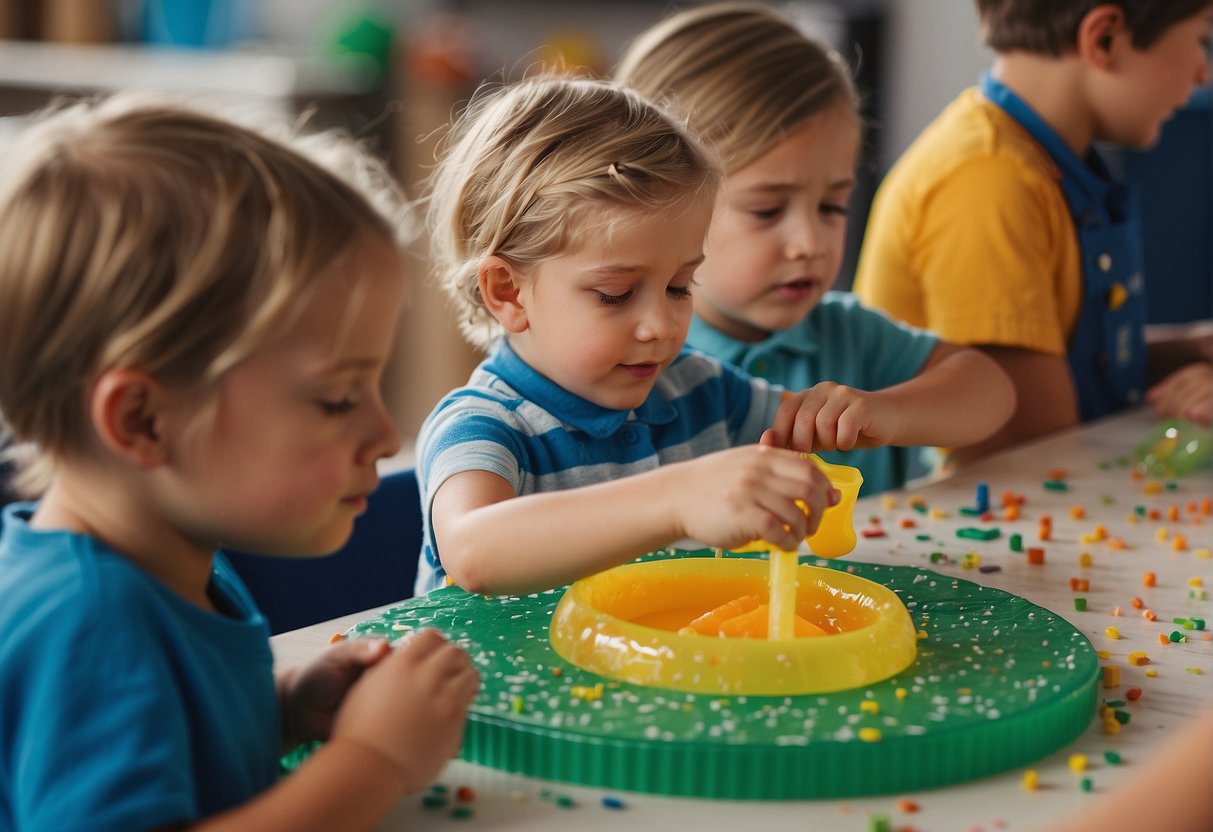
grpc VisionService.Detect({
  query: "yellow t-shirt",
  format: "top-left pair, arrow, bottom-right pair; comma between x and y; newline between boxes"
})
854,88 -> 1082,356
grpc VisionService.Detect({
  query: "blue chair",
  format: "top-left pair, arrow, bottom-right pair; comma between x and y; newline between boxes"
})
224,468 -> 422,635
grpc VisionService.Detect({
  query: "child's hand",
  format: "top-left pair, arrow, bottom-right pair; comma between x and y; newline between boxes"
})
279,637 -> 395,747
1146,362 -> 1212,426
330,629 -> 479,795
675,443 -> 838,551
770,384 -> 904,452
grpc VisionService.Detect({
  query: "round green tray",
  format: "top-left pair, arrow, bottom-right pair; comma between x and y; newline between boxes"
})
342,552 -> 1099,799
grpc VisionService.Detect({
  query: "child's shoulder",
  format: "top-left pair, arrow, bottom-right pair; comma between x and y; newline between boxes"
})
0,509 -> 161,663
890,87 -> 1058,195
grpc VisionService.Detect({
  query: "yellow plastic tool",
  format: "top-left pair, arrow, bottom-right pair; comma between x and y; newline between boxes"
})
734,454 -> 863,558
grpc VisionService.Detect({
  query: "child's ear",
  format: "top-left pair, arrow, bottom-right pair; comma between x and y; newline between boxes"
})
1076,4 -> 1126,68
479,255 -> 530,333
90,368 -> 170,468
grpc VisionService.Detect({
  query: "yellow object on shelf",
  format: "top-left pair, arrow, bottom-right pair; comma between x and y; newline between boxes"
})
549,557 -> 917,695
734,455 -> 864,558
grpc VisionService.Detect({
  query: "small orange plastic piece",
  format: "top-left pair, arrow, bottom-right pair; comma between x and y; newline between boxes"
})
682,595 -> 761,635
714,605 -> 828,639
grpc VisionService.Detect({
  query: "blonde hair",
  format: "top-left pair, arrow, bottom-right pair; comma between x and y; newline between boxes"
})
0,93 -> 411,494
615,1 -> 858,172
426,74 -> 719,350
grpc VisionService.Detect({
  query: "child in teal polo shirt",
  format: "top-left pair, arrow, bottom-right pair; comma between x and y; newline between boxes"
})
617,3 -> 1005,491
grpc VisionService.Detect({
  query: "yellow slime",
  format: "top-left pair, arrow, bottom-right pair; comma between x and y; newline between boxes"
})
549,558 -> 917,695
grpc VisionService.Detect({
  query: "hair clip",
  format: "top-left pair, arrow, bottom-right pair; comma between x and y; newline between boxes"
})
606,162 -> 626,180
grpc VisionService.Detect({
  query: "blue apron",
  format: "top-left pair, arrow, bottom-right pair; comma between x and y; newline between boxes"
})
980,72 -> 1146,420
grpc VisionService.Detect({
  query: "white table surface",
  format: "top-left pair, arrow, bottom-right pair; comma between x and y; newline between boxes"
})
271,408 -> 1212,831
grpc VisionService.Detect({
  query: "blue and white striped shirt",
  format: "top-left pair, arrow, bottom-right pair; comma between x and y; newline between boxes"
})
414,339 -> 783,594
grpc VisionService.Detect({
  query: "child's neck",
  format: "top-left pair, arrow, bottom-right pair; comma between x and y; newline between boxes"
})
34,472 -> 217,610
989,54 -> 1095,157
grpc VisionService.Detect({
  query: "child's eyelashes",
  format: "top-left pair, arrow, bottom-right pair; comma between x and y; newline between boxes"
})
667,284 -> 693,299
749,207 -> 783,221
822,202 -> 849,217
319,397 -> 358,415
595,290 -> 633,306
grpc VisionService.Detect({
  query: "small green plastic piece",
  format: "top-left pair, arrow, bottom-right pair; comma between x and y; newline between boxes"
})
1044,480 -> 1069,492
1104,750 -> 1122,765
957,527 -> 1001,541
1010,533 -> 1023,552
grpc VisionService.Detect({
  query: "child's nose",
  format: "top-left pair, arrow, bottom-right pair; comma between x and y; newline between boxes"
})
636,300 -> 679,341
785,221 -> 820,261
360,397 -> 402,465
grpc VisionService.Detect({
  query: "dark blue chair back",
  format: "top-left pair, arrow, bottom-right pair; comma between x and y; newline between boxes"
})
224,468 -> 422,634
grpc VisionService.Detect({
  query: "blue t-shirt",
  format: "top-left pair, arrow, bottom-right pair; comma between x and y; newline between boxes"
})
686,292 -> 939,494
0,504 -> 279,832
415,339 -> 783,593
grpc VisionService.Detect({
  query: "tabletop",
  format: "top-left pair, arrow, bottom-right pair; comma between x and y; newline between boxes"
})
271,407 -> 1212,832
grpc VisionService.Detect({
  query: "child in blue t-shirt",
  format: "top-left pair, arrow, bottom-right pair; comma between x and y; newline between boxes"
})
0,96 -> 477,831
616,2 -> 1016,491
414,75 -> 1015,596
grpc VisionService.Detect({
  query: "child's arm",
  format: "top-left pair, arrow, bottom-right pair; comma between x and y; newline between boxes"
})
767,342 -> 1016,453
184,630 -> 479,832
1046,710 -> 1213,832
431,443 -> 836,595
947,345 -> 1078,466
1145,361 -> 1212,425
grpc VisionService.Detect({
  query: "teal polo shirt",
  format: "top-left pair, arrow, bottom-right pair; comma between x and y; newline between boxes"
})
686,291 -> 938,494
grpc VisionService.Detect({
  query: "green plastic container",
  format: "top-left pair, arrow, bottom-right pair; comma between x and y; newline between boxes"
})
1135,418 -> 1211,477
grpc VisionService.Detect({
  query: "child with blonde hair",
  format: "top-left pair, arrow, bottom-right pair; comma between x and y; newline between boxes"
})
416,74 -> 1010,597
0,96 -> 478,831
615,1 -> 1016,491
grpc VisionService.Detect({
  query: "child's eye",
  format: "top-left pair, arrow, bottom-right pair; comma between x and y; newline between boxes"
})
667,284 -> 693,299
319,398 -> 357,415
749,207 -> 782,221
821,202 -> 849,217
595,290 -> 633,306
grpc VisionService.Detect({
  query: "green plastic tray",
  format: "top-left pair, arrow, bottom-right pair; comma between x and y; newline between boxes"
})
341,553 -> 1099,800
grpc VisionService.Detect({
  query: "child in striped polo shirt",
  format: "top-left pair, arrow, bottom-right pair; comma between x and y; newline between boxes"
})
415,75 -> 1014,596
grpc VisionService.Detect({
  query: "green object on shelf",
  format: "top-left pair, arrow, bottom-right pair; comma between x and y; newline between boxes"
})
328,552 -> 1098,800
1134,418 -> 1212,477
957,527 -> 1001,541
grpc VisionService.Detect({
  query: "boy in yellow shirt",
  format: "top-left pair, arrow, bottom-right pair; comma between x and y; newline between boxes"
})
855,0 -> 1213,464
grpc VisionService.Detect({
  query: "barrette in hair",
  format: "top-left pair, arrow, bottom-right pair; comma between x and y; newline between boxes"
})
606,162 -> 627,180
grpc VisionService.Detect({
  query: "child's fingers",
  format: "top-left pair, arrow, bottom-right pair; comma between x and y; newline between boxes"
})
789,398 -> 823,451
329,637 -> 392,671
768,391 -> 806,447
